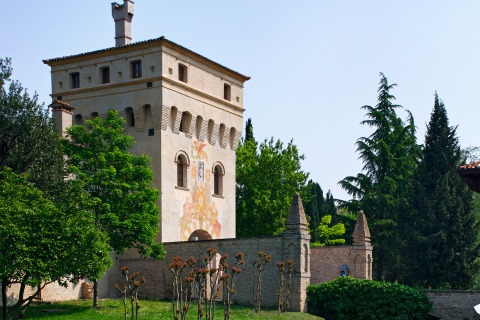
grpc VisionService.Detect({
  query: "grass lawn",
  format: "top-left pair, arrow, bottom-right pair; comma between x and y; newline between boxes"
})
24,299 -> 323,319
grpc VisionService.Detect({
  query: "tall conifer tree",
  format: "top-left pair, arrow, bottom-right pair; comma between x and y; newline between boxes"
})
339,73 -> 419,280
403,93 -> 479,289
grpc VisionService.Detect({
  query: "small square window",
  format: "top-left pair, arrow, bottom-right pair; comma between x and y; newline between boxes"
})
148,128 -> 154,136
70,72 -> 80,88
131,61 -> 142,78
147,82 -> 153,88
101,67 -> 110,84
58,82 -> 63,88
57,96 -> 62,100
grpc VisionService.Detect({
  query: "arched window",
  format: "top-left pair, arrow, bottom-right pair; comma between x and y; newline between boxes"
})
170,107 -> 178,131
195,116 -> 203,139
125,107 -> 134,127
207,120 -> 215,144
74,114 -> 83,125
144,104 -> 153,135
91,112 -> 99,118
179,112 -> 192,134
213,163 -> 224,196
229,127 -> 237,149
175,152 -> 189,188
218,124 -> 226,148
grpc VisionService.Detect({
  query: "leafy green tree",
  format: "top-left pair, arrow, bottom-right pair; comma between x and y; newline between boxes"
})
0,167 -> 111,320
236,119 -> 309,237
0,57 -> 64,194
0,58 -> 111,319
339,73 -> 419,281
311,215 -> 346,247
62,110 -> 165,305
403,94 -> 479,289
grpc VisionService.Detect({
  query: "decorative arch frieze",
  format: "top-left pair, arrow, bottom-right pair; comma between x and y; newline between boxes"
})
133,105 -> 145,132
185,112 -> 196,138
198,118 -> 208,141
172,108 -> 183,134
219,125 -> 230,149
232,130 -> 242,150
161,105 -> 170,130
151,104 -> 163,129
209,123 -> 220,145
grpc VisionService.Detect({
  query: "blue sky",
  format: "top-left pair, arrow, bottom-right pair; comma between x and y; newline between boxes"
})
2,1 -> 480,201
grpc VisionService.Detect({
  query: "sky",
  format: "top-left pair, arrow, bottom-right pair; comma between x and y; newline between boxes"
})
2,1 -> 480,201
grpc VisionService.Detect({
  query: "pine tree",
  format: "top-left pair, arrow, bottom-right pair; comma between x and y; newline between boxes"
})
403,93 -> 479,289
339,73 -> 419,280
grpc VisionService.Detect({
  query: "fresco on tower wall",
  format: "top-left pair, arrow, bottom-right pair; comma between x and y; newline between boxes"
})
178,140 -> 222,240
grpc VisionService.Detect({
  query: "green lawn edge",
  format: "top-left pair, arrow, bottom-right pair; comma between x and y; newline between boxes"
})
24,299 -> 323,320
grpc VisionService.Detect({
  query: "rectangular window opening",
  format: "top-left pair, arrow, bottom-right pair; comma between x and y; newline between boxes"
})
178,64 -> 187,82
148,128 -> 154,136
131,61 -> 142,78
101,67 -> 110,84
70,72 -> 80,88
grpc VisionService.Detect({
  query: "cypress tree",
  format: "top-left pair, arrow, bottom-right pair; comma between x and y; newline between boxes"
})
404,93 -> 479,289
245,118 -> 255,142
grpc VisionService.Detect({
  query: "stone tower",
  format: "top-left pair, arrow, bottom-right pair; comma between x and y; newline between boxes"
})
351,211 -> 373,279
282,193 -> 311,312
43,1 -> 250,243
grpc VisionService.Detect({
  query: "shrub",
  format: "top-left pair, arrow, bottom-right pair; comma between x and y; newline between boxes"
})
307,277 -> 431,320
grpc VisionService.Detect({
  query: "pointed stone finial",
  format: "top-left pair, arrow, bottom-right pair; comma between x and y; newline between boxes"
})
353,210 -> 371,246
286,193 -> 308,231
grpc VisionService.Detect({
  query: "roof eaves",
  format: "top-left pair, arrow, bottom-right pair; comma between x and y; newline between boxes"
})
43,36 -> 250,81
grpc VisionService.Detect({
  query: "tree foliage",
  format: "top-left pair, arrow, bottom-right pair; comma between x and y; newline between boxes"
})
236,119 -> 309,237
0,168 -> 111,319
402,94 -> 480,289
0,58 -> 111,319
62,110 -> 165,259
339,73 -> 419,280
311,215 -> 346,247
0,57 -> 64,194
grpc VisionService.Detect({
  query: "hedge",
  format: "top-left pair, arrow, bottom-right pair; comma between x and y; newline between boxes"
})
307,277 -> 431,320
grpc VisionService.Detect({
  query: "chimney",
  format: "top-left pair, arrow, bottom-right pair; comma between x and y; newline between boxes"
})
111,0 -> 134,47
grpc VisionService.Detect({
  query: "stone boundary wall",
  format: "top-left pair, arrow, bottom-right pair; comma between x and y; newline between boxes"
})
110,236 -> 297,309
426,290 -> 480,320
0,280 -> 85,306
310,246 -> 352,284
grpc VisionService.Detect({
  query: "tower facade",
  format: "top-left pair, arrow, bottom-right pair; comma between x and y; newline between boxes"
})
43,12 -> 249,243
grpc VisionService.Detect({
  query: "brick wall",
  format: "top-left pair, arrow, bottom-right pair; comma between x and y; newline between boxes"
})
114,236 -> 289,309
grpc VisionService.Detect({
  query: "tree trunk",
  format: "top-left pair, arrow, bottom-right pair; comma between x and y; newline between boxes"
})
2,278 -> 8,320
93,280 -> 99,307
